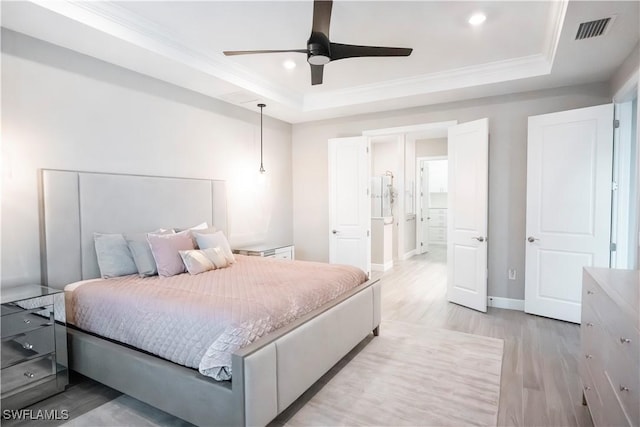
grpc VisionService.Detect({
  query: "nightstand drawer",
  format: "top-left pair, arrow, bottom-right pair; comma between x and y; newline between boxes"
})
1,306 -> 53,338
1,325 -> 55,369
1,355 -> 56,395
274,246 -> 293,260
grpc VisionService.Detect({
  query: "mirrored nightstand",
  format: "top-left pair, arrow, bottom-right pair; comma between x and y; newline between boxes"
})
1,285 -> 68,410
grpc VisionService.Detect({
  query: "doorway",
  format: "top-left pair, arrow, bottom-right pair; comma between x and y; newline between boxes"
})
364,123 -> 456,272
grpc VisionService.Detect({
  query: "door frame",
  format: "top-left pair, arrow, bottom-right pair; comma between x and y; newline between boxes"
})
416,155 -> 448,255
364,121 -> 457,261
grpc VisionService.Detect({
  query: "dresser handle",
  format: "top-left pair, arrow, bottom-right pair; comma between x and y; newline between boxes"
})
587,290 -> 594,295
23,372 -> 35,379
620,337 -> 631,344
620,386 -> 630,392
22,342 -> 33,350
585,322 -> 593,327
23,318 -> 31,324
585,354 -> 593,359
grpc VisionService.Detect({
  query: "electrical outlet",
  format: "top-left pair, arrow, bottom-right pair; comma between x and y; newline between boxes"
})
508,268 -> 516,280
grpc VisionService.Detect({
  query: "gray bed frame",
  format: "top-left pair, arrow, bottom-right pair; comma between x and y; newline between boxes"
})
40,169 -> 381,426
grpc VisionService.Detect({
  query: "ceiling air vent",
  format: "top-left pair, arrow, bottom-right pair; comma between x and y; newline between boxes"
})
575,17 -> 614,40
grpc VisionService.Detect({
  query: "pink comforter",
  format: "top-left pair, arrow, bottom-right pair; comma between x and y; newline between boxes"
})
65,255 -> 366,380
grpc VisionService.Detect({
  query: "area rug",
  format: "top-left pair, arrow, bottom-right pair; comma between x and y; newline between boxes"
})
62,321 -> 503,427
281,320 -> 504,427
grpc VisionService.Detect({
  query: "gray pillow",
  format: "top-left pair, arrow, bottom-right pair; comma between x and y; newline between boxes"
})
125,234 -> 158,277
94,233 -> 138,279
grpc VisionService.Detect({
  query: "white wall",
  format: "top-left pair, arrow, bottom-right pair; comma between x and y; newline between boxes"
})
610,41 -> 639,101
292,82 -> 611,300
372,142 -> 397,176
1,30 -> 293,287
416,138 -> 447,157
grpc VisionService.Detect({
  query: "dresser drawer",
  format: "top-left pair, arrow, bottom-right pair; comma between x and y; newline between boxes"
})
428,215 -> 447,227
1,355 -> 56,395
580,359 -> 603,426
428,227 -> 447,241
1,325 -> 55,369
582,299 -> 604,344
1,306 -> 54,338
606,349 -> 640,424
599,370 -> 633,427
429,208 -> 447,215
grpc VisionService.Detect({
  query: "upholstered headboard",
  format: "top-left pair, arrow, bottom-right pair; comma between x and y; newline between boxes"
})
40,169 -> 227,289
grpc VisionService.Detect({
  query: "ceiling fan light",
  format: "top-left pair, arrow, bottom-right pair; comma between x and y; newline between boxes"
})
308,55 -> 330,65
468,13 -> 487,26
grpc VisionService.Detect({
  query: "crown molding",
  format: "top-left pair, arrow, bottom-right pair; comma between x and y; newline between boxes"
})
31,0 -> 304,110
16,0 -> 568,118
303,53 -> 552,111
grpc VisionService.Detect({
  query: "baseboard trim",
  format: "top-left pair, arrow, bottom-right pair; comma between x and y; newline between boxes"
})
402,250 -> 416,261
371,261 -> 394,272
487,296 -> 524,311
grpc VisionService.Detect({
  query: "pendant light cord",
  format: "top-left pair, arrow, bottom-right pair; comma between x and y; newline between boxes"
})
258,103 -> 266,173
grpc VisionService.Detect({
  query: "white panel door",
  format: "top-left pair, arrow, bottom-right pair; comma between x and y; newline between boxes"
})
328,136 -> 371,276
447,119 -> 489,312
525,104 -> 613,323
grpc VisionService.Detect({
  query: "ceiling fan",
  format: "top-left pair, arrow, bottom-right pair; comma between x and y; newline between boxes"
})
223,0 -> 413,85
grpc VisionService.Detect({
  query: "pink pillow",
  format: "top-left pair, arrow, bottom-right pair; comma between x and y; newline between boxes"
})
147,230 -> 195,277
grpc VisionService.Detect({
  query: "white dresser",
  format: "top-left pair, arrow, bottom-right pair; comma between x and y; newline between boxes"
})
428,208 -> 447,245
581,268 -> 639,427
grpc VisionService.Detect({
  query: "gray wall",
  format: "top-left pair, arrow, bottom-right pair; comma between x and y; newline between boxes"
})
292,83 -> 611,300
1,30 -> 293,287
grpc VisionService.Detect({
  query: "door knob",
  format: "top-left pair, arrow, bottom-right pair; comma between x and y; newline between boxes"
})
472,236 -> 485,242
332,230 -> 339,234
527,236 -> 539,243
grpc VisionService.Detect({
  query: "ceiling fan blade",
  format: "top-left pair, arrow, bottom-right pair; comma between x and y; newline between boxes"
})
312,0 -> 333,37
223,49 -> 307,56
330,43 -> 413,61
310,64 -> 324,85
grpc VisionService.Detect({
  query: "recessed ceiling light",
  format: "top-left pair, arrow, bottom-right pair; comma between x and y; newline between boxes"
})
468,13 -> 486,26
283,60 -> 296,70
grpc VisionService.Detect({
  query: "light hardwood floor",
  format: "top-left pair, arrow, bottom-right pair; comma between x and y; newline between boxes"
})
379,248 -> 593,427
5,249 -> 593,427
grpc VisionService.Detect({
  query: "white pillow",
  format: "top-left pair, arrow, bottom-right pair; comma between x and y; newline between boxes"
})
203,247 -> 229,269
179,250 -> 215,275
194,231 -> 235,264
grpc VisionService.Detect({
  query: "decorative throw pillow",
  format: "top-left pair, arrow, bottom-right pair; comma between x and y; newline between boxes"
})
147,230 -> 195,277
194,231 -> 236,264
174,222 -> 208,233
175,223 -> 216,248
125,229 -> 173,277
179,250 -> 215,275
202,247 -> 229,269
94,233 -> 138,279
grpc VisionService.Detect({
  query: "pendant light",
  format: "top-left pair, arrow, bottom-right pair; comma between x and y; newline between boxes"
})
258,103 -> 266,174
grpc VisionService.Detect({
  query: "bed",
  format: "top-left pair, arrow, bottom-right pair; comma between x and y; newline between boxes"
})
40,169 -> 381,426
